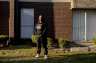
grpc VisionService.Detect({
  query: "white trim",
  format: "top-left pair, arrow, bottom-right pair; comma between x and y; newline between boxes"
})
84,11 -> 87,41
19,0 -> 71,2
71,0 -> 75,9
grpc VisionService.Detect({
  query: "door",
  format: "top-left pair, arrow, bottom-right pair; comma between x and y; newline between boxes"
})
73,10 -> 85,41
21,8 -> 34,39
87,11 -> 96,40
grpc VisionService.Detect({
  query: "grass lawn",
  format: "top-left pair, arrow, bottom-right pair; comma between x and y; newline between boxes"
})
0,45 -> 96,63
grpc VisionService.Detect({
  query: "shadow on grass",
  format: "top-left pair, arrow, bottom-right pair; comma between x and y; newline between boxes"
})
0,53 -> 96,63
0,45 -> 35,50
70,42 -> 87,47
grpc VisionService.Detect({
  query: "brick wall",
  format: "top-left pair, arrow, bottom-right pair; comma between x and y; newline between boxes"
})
73,0 -> 96,8
53,2 -> 72,40
0,1 -> 9,35
18,2 -> 72,40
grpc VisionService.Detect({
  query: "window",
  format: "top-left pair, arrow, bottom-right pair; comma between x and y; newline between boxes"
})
73,10 -> 96,41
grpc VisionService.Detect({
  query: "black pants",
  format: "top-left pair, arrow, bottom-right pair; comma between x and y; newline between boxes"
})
37,36 -> 48,55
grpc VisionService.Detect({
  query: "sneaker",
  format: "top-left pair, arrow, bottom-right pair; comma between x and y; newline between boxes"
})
44,55 -> 48,59
35,54 -> 39,58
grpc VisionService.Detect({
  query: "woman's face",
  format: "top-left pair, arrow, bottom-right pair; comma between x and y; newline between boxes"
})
38,15 -> 43,23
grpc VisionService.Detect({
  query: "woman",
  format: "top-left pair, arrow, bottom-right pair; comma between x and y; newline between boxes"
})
35,14 -> 48,59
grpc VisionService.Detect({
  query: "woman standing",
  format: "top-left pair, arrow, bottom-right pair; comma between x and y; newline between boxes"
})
35,14 -> 48,59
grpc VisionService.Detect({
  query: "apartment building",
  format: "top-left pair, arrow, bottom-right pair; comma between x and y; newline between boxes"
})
0,0 -> 96,42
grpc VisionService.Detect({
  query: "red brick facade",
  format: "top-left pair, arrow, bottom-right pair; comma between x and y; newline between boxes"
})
0,1 -> 72,40
18,2 -> 72,40
53,2 -> 72,40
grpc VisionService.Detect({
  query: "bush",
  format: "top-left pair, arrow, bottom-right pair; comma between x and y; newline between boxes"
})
58,38 -> 70,48
0,35 -> 8,38
92,36 -> 96,45
31,35 -> 40,43
0,35 -> 9,47
47,37 -> 53,47
32,35 -> 53,47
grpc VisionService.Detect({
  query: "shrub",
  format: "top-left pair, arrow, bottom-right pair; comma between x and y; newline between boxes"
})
31,35 -> 40,43
0,35 -> 9,47
0,35 -> 8,38
58,38 -> 63,48
58,38 -> 70,48
32,35 -> 53,47
92,36 -> 96,45
47,37 -> 53,48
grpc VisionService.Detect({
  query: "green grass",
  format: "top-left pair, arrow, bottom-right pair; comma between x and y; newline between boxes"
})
0,45 -> 96,63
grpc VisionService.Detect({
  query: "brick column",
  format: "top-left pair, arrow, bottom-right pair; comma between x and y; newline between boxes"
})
53,2 -> 72,40
9,0 -> 15,37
